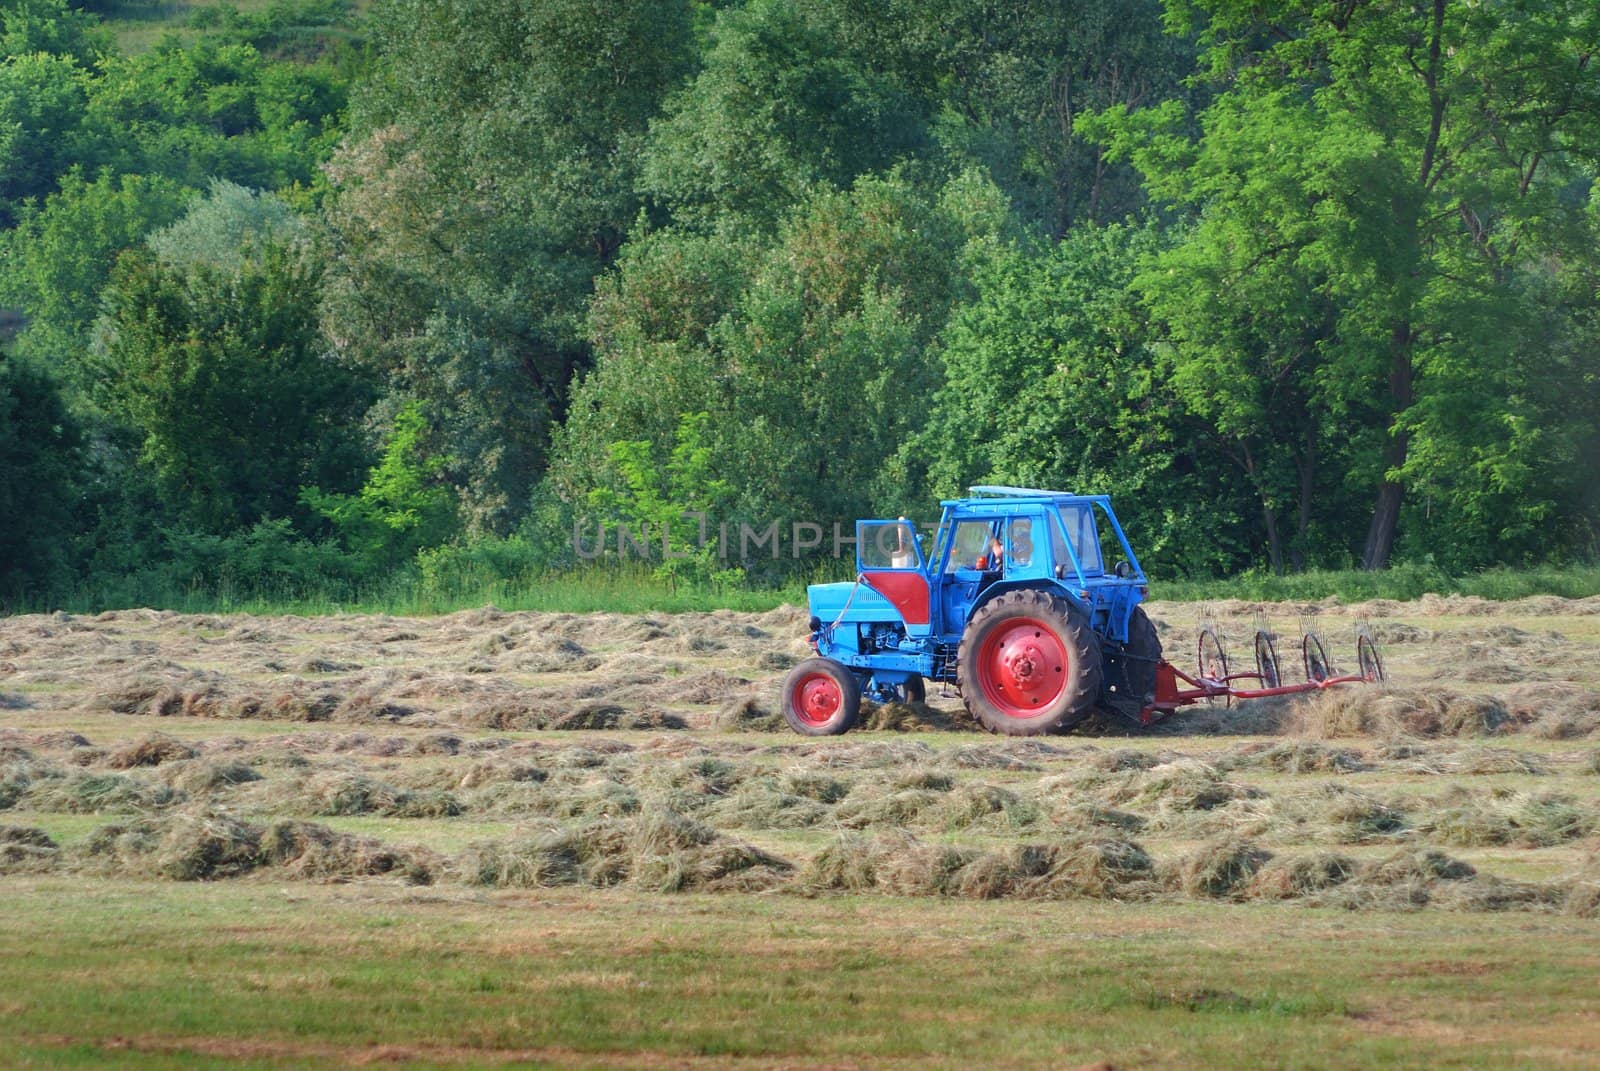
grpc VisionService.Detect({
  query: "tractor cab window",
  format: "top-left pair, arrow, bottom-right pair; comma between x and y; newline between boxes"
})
944,520 -> 996,572
1058,505 -> 1104,576
1003,517 -> 1036,572
857,520 -> 922,570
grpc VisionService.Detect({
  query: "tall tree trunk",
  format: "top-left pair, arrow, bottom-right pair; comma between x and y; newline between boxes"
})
1261,497 -> 1285,575
1292,424 -> 1315,572
1362,322 -> 1415,569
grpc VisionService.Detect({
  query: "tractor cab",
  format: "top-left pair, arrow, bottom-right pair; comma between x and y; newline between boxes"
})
928,488 -> 1147,646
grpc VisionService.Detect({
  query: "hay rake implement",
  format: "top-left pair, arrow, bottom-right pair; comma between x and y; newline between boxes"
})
1142,622 -> 1386,726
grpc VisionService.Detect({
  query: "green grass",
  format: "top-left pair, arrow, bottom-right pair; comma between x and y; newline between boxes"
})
3,879 -> 1598,1069
36,564 -> 810,618
96,0 -> 367,55
27,561 -> 1600,620
1154,562 -> 1600,604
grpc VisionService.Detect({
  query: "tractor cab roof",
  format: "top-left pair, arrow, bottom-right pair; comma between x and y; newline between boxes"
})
940,486 -> 1114,512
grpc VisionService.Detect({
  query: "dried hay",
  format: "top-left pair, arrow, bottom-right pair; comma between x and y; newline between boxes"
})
105,733 -> 197,769
1314,786 -> 1408,843
1502,683 -> 1600,740
712,778 -> 831,829
835,786 -> 944,829
714,696 -> 784,732
936,781 -> 1040,831
260,820 -> 434,884
798,830 -> 1157,900
1167,837 -> 1273,898
1088,748 -> 1161,772
164,759 -> 263,794
457,809 -> 790,893
82,812 -> 262,881
299,773 -> 463,818
797,741 -> 935,768
860,702 -> 971,733
20,767 -> 179,814
1289,688 -> 1513,739
0,824 -> 59,872
1418,790 -> 1593,848
1247,853 -> 1356,899
778,770 -> 850,803
1565,856 -> 1600,918
1448,747 -> 1550,776
943,745 -> 1040,771
1222,741 -> 1369,774
1123,760 -> 1260,812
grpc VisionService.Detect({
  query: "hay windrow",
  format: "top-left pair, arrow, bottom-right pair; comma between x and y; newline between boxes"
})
6,598 -> 1600,912
1288,689 -> 1514,739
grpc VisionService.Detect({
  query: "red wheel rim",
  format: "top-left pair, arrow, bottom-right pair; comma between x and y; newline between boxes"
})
977,616 -> 1068,719
792,672 -> 843,726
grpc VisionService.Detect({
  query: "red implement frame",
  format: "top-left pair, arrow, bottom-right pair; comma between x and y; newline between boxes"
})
1137,658 -> 1380,727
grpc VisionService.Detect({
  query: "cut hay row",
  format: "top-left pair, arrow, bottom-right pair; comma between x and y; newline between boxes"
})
4,810 -> 1593,917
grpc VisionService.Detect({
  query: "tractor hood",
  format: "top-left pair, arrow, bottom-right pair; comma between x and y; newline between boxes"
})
807,580 -> 904,625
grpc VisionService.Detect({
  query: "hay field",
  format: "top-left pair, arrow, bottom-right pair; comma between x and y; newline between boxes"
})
3,596 -> 1599,1068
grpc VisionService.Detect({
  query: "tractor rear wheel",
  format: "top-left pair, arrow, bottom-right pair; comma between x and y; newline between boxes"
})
781,658 -> 862,736
1121,607 -> 1161,709
958,589 -> 1102,736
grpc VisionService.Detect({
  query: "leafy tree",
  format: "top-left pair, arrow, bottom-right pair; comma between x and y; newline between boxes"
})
639,0 -> 928,228
586,411 -> 744,587
0,353 -> 81,601
146,178 -> 307,271
1086,0 -> 1600,568
301,400 -> 457,567
0,0 -> 109,64
85,38 -> 348,192
0,171 -> 194,378
321,0 -> 695,531
815,0 -> 1192,236
0,50 -> 92,226
916,222 -> 1252,575
96,244 -> 369,532
555,170 -> 1012,544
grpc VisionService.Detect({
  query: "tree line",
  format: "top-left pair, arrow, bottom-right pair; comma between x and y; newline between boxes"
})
1,0 -> 1597,607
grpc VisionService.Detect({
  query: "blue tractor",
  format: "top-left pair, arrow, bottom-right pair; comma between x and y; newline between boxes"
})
781,486 -> 1162,736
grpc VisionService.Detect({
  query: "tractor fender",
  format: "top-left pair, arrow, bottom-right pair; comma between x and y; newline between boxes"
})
965,578 -> 1089,626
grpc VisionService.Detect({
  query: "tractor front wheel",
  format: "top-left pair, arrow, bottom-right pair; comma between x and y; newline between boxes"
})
958,589 -> 1102,736
781,658 -> 862,736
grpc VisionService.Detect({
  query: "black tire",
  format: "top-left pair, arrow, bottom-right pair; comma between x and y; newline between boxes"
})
957,588 -> 1102,736
780,658 -> 862,736
1303,633 -> 1331,683
1254,630 -> 1281,689
1356,634 -> 1385,683
1121,607 -> 1162,708
903,676 -> 927,703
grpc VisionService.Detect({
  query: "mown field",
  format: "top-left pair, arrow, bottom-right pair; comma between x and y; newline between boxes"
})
3,596 -> 1599,1068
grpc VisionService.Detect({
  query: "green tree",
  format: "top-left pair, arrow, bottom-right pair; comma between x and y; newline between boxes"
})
639,0 -> 928,228
0,171 -> 194,379
555,170 -> 1013,544
0,353 -> 81,601
916,222 -> 1252,575
1086,0 -> 1600,568
301,400 -> 457,568
96,244 -> 369,532
586,411 -> 743,587
0,50 -> 91,226
816,0 -> 1192,236
321,0 -> 695,531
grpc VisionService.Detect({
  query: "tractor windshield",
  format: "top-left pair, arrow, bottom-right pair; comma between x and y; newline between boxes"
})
944,520 -> 994,572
